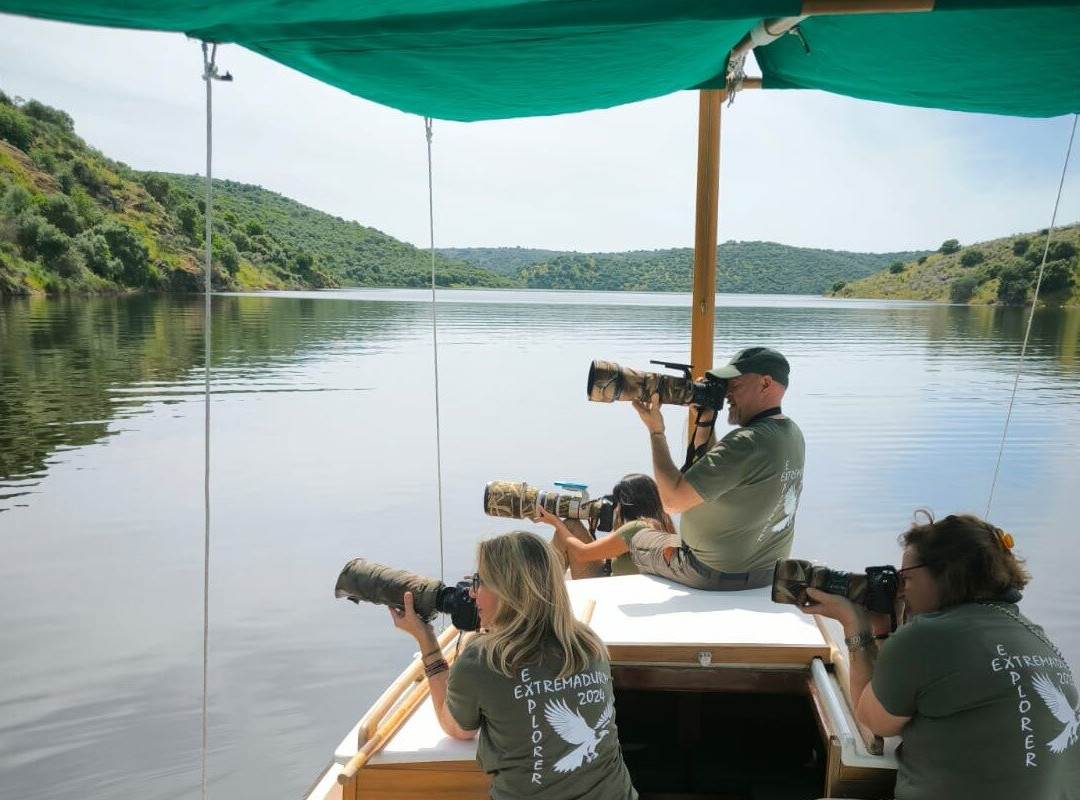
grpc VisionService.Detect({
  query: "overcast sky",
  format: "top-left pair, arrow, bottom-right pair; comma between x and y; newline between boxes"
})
2,13 -> 1078,254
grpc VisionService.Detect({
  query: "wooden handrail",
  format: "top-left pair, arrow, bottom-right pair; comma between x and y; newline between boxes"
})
579,598 -> 596,625
358,625 -> 459,744
341,627 -> 473,785
338,676 -> 434,784
813,616 -> 884,755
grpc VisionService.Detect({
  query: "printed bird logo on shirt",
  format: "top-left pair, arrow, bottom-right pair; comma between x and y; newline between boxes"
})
543,698 -> 613,772
1031,673 -> 1080,754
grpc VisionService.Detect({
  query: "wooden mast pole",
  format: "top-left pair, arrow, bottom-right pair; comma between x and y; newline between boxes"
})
688,89 -> 723,437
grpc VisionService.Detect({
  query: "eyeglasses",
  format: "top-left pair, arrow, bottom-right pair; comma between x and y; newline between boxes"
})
470,572 -> 483,592
897,564 -> 926,584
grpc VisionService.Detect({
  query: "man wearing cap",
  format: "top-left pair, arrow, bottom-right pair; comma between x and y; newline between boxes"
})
623,346 -> 805,590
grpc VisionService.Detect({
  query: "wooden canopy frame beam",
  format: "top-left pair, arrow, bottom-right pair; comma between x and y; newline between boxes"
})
688,0 -> 935,418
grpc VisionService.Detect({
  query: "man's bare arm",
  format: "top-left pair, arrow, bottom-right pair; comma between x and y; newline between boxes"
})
633,393 -> 704,514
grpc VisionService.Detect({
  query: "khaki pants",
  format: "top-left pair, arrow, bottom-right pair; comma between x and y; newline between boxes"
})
624,528 -> 774,591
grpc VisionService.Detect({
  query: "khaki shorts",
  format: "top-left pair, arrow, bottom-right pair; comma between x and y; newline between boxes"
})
622,528 -> 774,591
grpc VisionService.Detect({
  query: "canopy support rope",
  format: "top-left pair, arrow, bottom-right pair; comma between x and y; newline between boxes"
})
199,40 -> 231,800
985,113 -> 1077,519
425,117 -> 447,586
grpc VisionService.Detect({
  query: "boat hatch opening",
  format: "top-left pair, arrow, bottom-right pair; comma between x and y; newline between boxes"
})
611,665 -> 894,800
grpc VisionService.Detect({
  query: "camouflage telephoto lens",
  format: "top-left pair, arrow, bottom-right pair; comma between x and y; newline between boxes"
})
587,360 -> 695,405
483,480 -> 595,521
771,559 -> 898,614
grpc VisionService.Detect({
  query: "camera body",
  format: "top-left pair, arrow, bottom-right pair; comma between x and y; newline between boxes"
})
772,558 -> 899,615
587,359 -> 728,412
435,580 -> 481,631
484,480 -> 617,532
335,558 -> 480,631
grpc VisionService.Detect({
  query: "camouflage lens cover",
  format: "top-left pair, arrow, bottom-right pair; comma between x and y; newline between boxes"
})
483,480 -> 594,520
587,360 -> 695,405
771,558 -> 869,606
334,557 -> 444,621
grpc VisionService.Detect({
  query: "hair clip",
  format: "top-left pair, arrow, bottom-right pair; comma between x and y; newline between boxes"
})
997,530 -> 1014,550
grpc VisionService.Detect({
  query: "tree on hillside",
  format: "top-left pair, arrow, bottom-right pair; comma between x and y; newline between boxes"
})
950,276 -> 979,303
1038,260 -> 1075,293
996,260 -> 1032,305
20,100 -> 74,132
960,249 -> 984,267
939,239 -> 961,255
0,104 -> 33,150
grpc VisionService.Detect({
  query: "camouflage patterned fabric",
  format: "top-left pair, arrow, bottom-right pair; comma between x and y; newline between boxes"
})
587,360 -> 695,405
483,480 -> 597,521
771,558 -> 869,607
334,557 -> 444,621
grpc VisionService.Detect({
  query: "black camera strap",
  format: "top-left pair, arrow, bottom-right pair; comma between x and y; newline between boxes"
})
681,407 -> 717,472
745,406 -> 782,426
680,406 -> 782,473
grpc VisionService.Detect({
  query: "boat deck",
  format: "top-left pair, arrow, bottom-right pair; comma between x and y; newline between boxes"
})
313,575 -> 897,800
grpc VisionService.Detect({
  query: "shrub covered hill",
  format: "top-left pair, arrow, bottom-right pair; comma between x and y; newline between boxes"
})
0,90 -> 503,296
829,228 -> 1080,306
440,243 -> 928,294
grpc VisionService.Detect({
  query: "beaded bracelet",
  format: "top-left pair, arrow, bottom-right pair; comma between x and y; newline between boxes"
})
424,659 -> 449,678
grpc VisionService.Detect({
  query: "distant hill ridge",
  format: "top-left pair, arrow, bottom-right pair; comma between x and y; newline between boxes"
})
829,226 -> 1080,306
6,88 -> 1071,303
440,243 -> 930,294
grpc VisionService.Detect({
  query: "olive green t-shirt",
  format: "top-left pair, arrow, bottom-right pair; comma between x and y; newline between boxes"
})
610,521 -> 650,576
873,603 -> 1080,800
681,417 -> 805,573
446,641 -> 637,800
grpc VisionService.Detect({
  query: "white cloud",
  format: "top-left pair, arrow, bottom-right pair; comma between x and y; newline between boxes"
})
2,13 -> 1077,254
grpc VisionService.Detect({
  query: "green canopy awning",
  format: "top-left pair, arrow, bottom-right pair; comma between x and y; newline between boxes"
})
1,0 -> 1078,120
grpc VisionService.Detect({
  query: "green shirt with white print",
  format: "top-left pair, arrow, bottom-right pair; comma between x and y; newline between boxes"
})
446,639 -> 637,800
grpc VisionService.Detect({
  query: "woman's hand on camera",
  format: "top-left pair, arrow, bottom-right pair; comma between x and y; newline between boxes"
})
533,505 -> 559,528
632,392 -> 665,435
797,587 -> 865,629
389,591 -> 434,643
534,506 -> 570,539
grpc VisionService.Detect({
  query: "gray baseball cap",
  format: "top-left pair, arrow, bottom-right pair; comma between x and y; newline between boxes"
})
706,347 -> 790,387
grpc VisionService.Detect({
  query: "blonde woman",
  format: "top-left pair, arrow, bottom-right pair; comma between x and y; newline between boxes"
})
390,530 -> 637,799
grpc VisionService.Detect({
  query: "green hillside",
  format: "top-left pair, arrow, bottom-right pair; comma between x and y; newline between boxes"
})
830,226 -> 1080,306
442,242 -> 929,294
0,90 -> 508,296
163,175 -> 508,289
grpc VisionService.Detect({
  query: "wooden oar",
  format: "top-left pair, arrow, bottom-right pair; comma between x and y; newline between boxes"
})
358,625 -> 458,744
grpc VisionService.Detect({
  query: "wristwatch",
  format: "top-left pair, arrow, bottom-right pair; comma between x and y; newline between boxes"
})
843,630 -> 876,652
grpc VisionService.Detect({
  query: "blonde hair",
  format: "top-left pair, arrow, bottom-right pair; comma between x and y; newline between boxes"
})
474,531 -> 607,679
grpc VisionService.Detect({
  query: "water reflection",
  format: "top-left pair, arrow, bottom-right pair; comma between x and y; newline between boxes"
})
0,290 -> 1078,800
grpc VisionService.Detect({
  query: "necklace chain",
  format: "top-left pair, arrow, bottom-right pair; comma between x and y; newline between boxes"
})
979,601 -> 1074,682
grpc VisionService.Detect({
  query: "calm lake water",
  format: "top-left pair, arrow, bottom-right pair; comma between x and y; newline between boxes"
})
2,289 -> 1079,799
